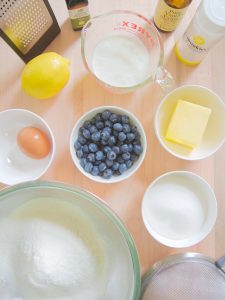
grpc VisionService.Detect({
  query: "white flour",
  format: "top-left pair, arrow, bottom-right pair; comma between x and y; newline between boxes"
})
0,198 -> 106,300
92,34 -> 151,87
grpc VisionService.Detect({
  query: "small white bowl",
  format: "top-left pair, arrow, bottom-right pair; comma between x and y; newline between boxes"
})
155,85 -> 225,160
142,171 -> 217,248
70,106 -> 147,183
0,109 -> 55,185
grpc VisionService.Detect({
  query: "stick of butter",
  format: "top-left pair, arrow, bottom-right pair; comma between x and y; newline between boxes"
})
166,100 -> 211,149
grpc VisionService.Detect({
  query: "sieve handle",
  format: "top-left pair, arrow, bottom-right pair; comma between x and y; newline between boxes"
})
215,256 -> 225,273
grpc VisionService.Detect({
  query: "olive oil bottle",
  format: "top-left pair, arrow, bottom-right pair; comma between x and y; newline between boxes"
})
154,0 -> 192,32
65,0 -> 90,31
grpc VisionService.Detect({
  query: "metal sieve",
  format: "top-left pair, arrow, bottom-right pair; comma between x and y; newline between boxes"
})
141,253 -> 225,300
0,0 -> 60,62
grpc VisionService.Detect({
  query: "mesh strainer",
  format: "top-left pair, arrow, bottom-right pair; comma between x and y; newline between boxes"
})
0,0 -> 60,62
141,253 -> 225,300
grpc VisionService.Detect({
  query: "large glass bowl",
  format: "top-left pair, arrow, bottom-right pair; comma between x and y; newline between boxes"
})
0,181 -> 141,299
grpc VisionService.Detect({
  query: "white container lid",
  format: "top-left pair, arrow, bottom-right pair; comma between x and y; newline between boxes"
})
198,0 -> 225,34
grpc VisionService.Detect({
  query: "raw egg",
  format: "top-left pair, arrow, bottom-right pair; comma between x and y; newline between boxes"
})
17,127 -> 51,159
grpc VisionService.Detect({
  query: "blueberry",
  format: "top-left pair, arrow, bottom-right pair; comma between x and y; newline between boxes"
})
103,127 -> 112,134
82,144 -> 89,153
121,115 -> 129,124
89,143 -> 98,152
131,125 -> 138,133
133,144 -> 143,155
84,162 -> 93,173
113,123 -> 123,131
95,113 -> 102,122
110,113 -> 119,123
126,133 -> 135,142
87,153 -> 95,162
95,150 -> 104,161
123,124 -> 131,133
83,120 -> 91,129
126,160 -> 133,169
96,121 -> 104,130
104,120 -> 113,128
103,146 -> 111,154
117,156 -> 125,163
120,144 -> 129,153
94,160 -> 101,166
91,166 -> 99,176
91,117 -> 96,125
122,152 -> 131,160
101,130 -> 110,141
131,153 -> 138,162
108,136 -> 116,146
102,169 -> 113,179
82,128 -> 91,139
118,132 -> 126,142
76,149 -> 83,159
80,158 -> 87,168
74,140 -> 82,150
89,125 -> 98,134
106,159 -> 114,167
91,131 -> 101,142
102,110 -> 111,120
113,130 -> 119,137
119,163 -> 127,174
107,150 -> 117,161
112,162 -> 119,171
78,135 -> 87,145
112,146 -> 120,155
100,139 -> 108,146
99,162 -> 107,172
127,144 -> 133,152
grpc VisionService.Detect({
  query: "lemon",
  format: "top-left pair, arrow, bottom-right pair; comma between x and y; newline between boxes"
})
21,52 -> 70,99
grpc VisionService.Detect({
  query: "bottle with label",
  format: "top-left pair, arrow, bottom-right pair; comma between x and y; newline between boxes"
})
65,0 -> 90,31
154,0 -> 192,32
175,0 -> 225,66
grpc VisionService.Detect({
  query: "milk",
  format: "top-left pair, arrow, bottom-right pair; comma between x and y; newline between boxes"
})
92,34 -> 151,87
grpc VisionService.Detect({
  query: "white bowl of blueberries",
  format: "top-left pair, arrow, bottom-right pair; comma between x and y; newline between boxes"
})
70,106 -> 147,183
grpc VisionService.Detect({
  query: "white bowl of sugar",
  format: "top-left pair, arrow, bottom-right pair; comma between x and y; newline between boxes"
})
142,171 -> 217,248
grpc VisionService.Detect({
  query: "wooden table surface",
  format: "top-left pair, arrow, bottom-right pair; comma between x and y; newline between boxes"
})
0,0 -> 224,276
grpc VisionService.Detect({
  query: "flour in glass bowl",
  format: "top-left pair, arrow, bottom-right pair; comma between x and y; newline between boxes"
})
92,34 -> 151,87
0,198 -> 107,300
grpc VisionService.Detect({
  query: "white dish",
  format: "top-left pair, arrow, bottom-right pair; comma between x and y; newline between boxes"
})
154,85 -> 225,160
0,109 -> 55,185
142,171 -> 217,248
70,106 -> 147,183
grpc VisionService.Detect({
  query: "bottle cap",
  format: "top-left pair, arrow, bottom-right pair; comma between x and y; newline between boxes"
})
198,0 -> 225,34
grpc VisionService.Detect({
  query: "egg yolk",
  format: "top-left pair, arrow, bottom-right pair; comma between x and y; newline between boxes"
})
17,127 -> 51,159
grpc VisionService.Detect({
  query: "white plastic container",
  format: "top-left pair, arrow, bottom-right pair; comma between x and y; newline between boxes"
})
175,0 -> 225,66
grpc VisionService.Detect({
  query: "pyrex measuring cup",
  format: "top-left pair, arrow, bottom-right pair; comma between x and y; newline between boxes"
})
81,10 -> 174,93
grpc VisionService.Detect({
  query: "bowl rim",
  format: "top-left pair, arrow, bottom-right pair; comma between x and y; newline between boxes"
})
141,170 -> 217,248
69,105 -> 147,183
0,108 -> 55,185
0,180 -> 141,299
154,84 -> 225,161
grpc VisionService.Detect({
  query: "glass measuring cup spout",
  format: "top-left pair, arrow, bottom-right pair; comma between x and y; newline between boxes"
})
81,10 -> 174,93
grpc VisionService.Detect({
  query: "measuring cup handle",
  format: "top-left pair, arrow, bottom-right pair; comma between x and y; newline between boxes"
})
155,66 -> 175,94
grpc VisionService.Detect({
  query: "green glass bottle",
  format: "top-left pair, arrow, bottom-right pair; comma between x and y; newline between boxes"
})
65,0 -> 90,31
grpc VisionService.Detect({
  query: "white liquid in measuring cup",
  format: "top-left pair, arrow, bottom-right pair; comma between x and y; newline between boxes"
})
92,34 -> 151,87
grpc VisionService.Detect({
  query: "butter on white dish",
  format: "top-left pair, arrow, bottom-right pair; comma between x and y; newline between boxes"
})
166,100 -> 211,149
